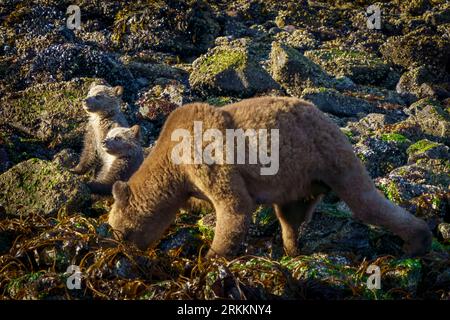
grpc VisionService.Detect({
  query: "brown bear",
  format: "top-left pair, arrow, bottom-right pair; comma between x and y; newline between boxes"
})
108,96 -> 432,259
87,125 -> 144,195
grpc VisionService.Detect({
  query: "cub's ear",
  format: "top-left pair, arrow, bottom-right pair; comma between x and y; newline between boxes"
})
112,181 -> 130,206
113,85 -> 124,97
130,125 -> 141,139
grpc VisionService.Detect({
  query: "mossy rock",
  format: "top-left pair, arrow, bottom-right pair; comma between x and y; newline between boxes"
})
396,66 -> 439,99
407,139 -> 449,163
273,29 -> 319,51
270,42 -> 333,97
190,42 -> 279,97
383,258 -> 422,295
0,78 -> 95,149
377,159 -> 450,210
304,49 -> 396,87
380,28 -> 450,69
281,253 -> 354,299
355,134 -> 411,178
0,158 -> 90,217
409,99 -> 450,144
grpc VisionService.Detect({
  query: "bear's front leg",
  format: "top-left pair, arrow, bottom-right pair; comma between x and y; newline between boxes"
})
206,198 -> 254,259
72,127 -> 97,174
202,172 -> 255,259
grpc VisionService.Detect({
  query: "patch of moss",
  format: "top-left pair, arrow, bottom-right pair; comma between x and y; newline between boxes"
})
198,48 -> 247,75
381,133 -> 409,143
206,96 -> 234,107
197,218 -> 214,241
341,128 -> 354,140
378,181 -> 402,204
407,139 -> 440,155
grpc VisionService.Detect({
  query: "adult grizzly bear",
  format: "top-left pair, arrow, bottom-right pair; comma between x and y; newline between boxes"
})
108,96 -> 431,258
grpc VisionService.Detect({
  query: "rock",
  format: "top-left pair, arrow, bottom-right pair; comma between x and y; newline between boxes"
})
407,98 -> 450,144
380,28 -> 450,70
0,158 -> 90,216
376,159 -> 449,224
27,43 -> 135,92
396,66 -> 440,100
120,55 -> 188,84
111,0 -> 219,57
406,139 -> 450,164
385,98 -> 450,145
158,227 -> 202,256
52,148 -> 79,169
383,258 -> 422,296
345,113 -> 403,138
354,134 -> 410,178
424,3 -> 450,26
0,147 -> 10,173
298,212 -> 372,257
281,253 -> 353,299
396,0 -> 431,16
274,29 -> 319,51
438,223 -> 450,240
301,87 -> 374,117
270,43 -> 333,96
136,81 -> 190,127
190,40 -> 279,97
0,78 -> 94,149
304,49 -> 398,87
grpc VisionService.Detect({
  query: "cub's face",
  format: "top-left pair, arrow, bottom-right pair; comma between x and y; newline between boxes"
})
83,84 -> 123,113
102,125 -> 140,156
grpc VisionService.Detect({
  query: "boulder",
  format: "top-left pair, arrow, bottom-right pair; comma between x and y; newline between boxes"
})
0,158 -> 90,217
190,40 -> 279,97
0,79 -> 95,149
304,49 -> 398,87
270,42 -> 333,96
380,28 -> 450,70
301,87 -> 375,117
354,134 -> 411,178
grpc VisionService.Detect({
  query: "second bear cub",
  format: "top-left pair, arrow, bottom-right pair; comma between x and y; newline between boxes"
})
88,126 -> 144,194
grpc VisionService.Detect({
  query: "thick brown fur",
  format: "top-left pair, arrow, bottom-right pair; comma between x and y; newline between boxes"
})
108,96 -> 432,258
87,125 -> 144,195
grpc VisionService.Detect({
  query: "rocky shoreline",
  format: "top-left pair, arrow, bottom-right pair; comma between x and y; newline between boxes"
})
0,0 -> 449,299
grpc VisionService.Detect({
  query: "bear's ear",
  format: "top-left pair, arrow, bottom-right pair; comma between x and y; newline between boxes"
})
113,86 -> 124,97
130,125 -> 140,139
112,181 -> 130,206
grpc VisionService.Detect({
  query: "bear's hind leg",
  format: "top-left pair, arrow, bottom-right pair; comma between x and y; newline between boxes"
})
324,161 -> 432,256
274,195 -> 323,256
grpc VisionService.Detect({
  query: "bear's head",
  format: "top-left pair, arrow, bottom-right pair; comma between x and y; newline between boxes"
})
83,83 -> 123,114
102,125 -> 141,157
109,180 -> 162,251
